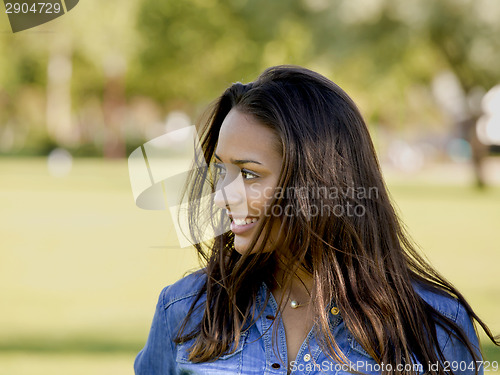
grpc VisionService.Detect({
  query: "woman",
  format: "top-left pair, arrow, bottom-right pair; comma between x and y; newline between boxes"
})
134,66 -> 498,375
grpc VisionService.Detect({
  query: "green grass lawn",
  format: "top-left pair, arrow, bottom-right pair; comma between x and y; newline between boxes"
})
0,157 -> 498,374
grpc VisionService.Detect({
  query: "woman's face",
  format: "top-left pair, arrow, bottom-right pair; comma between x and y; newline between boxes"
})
213,108 -> 283,254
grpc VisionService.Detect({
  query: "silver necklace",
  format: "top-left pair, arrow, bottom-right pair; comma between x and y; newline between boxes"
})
290,299 -> 308,309
273,275 -> 310,309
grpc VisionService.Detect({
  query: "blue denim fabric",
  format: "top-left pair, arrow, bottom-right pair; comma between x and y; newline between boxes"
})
134,270 -> 483,375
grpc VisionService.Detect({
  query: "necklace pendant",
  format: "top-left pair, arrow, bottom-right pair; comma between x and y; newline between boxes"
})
290,300 -> 299,309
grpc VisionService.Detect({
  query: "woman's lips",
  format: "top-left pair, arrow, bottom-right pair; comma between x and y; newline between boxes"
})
229,217 -> 259,235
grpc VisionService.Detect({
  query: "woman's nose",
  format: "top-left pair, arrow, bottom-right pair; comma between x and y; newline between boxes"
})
213,170 -> 248,216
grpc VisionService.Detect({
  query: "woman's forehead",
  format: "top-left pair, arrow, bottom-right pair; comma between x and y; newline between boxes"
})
216,109 -> 281,163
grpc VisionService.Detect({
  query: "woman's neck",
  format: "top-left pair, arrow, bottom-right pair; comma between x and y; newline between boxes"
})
272,266 -> 314,308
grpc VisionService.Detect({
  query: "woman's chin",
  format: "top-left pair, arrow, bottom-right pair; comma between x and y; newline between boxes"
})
233,235 -> 263,255
233,238 -> 251,255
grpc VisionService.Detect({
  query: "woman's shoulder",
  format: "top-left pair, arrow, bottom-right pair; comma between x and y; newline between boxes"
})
134,270 -> 208,374
412,280 -> 463,322
412,280 -> 482,367
159,268 -> 208,311
412,280 -> 480,355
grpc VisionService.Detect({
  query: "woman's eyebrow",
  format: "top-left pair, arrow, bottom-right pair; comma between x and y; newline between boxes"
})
214,152 -> 262,166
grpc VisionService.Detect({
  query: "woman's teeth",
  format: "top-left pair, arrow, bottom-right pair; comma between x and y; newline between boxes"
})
232,218 -> 258,226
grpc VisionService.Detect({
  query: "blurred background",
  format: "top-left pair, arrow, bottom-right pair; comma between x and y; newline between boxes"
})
1,0 -> 499,374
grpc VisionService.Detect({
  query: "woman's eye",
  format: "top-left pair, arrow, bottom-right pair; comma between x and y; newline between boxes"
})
212,163 -> 257,182
216,165 -> 226,175
241,169 -> 258,180
212,164 -> 226,182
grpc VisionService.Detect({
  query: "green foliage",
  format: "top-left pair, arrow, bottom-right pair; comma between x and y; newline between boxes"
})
131,0 -> 313,103
420,0 -> 500,90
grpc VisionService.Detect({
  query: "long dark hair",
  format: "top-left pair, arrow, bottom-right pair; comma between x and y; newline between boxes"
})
174,65 -> 499,374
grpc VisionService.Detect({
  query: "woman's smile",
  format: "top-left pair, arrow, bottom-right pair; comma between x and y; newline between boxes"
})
229,216 -> 259,235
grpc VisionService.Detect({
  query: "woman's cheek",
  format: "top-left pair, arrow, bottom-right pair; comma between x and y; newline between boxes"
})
262,185 -> 275,200
248,198 -> 263,217
248,182 -> 261,196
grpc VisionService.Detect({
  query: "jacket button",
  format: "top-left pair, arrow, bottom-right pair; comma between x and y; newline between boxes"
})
304,353 -> 311,362
266,315 -> 275,320
271,363 -> 280,369
330,307 -> 340,315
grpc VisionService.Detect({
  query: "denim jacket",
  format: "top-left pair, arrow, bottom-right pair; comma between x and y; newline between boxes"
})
134,270 -> 482,375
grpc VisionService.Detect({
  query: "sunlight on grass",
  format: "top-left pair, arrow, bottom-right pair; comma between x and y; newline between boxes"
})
0,353 -> 134,375
388,182 -> 500,335
0,158 -> 200,347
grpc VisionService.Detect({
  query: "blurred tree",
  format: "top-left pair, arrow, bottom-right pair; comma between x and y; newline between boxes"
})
132,0 -> 314,105
421,0 -> 500,187
61,0 -> 141,157
0,30 -> 49,154
0,0 -> 141,156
